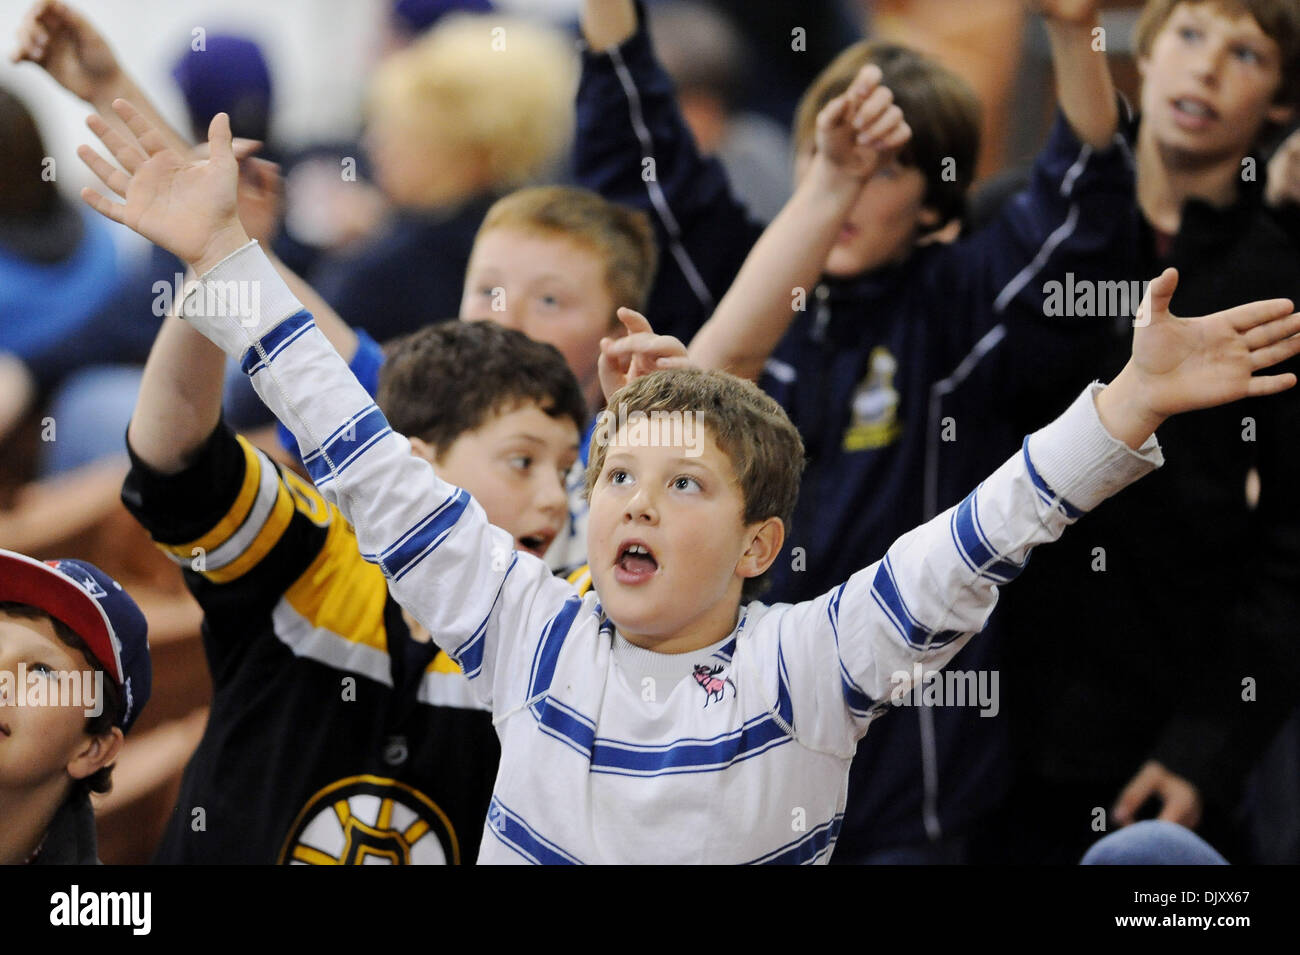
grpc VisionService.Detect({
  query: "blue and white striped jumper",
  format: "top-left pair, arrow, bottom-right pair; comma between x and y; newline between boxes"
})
181,242 -> 1163,863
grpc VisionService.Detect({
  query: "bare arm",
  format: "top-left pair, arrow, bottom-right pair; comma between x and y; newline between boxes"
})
580,0 -> 638,51
687,162 -> 862,379
126,312 -> 226,474
688,66 -> 910,380
12,0 -> 191,151
1035,0 -> 1119,150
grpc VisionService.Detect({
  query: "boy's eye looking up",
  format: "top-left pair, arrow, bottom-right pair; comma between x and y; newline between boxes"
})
673,475 -> 702,493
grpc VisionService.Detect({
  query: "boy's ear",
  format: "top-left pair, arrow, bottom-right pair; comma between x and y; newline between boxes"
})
738,517 -> 785,582
408,436 -> 438,464
67,727 -> 124,782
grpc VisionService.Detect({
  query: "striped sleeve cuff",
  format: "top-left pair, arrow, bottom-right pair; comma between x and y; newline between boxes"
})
1025,382 -> 1163,515
180,240 -> 302,361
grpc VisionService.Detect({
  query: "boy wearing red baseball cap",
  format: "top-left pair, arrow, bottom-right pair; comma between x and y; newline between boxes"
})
0,549 -> 151,864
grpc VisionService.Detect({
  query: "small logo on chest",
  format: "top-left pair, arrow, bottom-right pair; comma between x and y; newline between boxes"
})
692,664 -> 735,707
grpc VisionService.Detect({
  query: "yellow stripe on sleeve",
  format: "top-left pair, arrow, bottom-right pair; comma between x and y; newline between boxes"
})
201,481 -> 297,584
282,510 -> 390,653
160,435 -> 263,561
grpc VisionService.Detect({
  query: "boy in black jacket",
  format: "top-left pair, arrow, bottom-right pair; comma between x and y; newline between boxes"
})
986,0 -> 1300,863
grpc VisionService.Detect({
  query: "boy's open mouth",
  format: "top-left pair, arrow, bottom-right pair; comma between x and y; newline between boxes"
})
517,529 -> 557,558
614,539 -> 659,584
1171,95 -> 1219,128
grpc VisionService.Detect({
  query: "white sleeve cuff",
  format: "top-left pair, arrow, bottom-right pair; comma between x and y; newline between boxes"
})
179,240 -> 304,360
1026,381 -> 1163,514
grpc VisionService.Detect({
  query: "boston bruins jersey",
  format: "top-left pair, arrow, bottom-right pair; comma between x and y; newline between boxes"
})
122,421 -> 502,864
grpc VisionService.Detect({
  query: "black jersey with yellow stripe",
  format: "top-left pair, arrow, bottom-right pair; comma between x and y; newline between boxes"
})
122,421 -> 500,864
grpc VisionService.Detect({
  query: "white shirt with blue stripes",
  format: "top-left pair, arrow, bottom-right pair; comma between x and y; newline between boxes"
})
183,243 -> 1163,863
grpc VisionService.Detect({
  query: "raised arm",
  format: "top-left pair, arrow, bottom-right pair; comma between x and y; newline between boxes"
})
575,0 -> 763,343
1034,0 -> 1118,150
580,0 -> 637,51
12,0 -> 190,152
772,270 -> 1300,753
688,65 -> 910,380
81,101 -> 574,710
13,0 -> 362,366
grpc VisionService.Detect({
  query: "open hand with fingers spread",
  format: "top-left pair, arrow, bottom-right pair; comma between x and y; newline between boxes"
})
598,308 -> 692,402
1096,268 -> 1300,448
78,100 -> 250,275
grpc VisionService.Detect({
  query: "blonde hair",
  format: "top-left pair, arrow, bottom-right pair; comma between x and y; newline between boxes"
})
368,15 -> 576,189
476,186 -> 658,314
586,369 -> 805,600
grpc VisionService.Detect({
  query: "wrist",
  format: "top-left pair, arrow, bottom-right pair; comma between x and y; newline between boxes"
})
190,224 -> 254,277
88,70 -> 134,110
1095,363 -> 1167,450
805,154 -> 867,202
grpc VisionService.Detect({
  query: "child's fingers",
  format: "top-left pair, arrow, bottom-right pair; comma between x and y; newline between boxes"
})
1136,267 -> 1178,327
654,356 -> 693,370
616,306 -> 654,336
1248,332 -> 1300,373
12,10 -> 42,61
240,156 -> 282,194
603,333 -> 683,361
879,121 -> 912,151
1242,310 -> 1300,350
79,185 -> 126,225
1221,297 -> 1294,334
207,112 -> 234,162
600,337 -> 632,370
86,113 -> 146,173
845,63 -> 883,102
852,84 -> 893,130
857,104 -> 905,146
76,143 -> 130,197
634,341 -> 688,363
231,137 -> 264,160
815,93 -> 853,137
112,98 -> 170,158
1245,371 -> 1298,397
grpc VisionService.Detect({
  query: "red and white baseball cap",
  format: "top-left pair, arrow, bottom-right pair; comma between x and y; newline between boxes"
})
0,549 -> 151,732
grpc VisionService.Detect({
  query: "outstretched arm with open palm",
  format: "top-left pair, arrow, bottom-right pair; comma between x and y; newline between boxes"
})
1096,267 -> 1300,448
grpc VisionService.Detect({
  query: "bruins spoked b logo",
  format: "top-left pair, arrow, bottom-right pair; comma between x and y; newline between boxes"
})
279,775 -> 459,865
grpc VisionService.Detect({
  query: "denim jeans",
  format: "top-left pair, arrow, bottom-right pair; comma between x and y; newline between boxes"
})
1080,821 -> 1228,865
